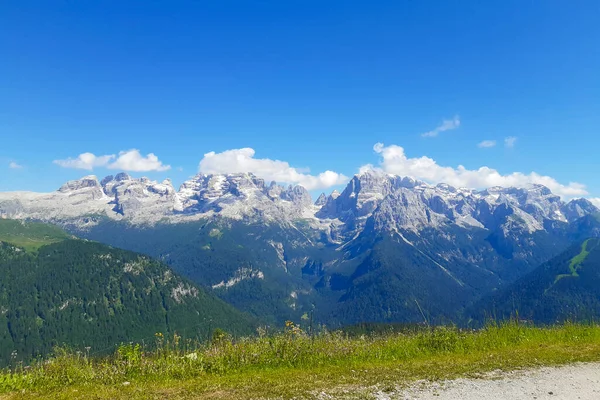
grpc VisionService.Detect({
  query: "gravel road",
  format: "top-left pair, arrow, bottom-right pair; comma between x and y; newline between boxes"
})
374,363 -> 600,400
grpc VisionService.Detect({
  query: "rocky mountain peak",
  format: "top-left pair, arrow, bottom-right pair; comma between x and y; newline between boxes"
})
95,173 -> 178,217
529,184 -> 553,196
1,172 -> 599,236
57,176 -> 106,202
179,173 -> 264,204
174,173 -> 317,221
281,185 -> 312,208
115,172 -> 131,181
435,183 -> 457,193
58,175 -> 101,193
100,175 -> 115,187
315,193 -> 328,207
317,172 -> 427,222
226,173 -> 266,191
563,198 -> 599,221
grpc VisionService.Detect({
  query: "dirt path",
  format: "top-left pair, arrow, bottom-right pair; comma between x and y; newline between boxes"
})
375,362 -> 600,399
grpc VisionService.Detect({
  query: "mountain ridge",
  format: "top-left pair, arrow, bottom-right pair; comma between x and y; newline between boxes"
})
1,171 -> 595,231
2,172 -> 599,326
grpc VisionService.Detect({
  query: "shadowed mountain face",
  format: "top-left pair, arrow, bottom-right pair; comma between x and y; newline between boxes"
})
471,238 -> 600,324
1,171 -> 599,326
0,220 -> 255,364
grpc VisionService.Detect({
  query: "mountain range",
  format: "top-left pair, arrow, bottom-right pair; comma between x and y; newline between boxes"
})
2,171 -> 600,326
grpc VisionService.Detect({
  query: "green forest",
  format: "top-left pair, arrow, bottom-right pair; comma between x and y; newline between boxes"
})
0,220 -> 255,365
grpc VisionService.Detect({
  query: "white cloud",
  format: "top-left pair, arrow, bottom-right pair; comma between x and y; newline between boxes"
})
477,140 -> 497,148
421,115 -> 461,138
8,161 -> 23,169
365,143 -> 588,198
53,153 -> 114,170
53,150 -> 170,172
107,149 -> 171,172
505,136 -> 517,148
198,148 -> 348,190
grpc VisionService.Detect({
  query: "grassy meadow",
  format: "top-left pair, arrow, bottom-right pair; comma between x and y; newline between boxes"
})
0,219 -> 70,252
1,321 -> 600,399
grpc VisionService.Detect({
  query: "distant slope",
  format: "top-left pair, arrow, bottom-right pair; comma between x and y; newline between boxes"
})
321,234 -> 471,325
69,219 -> 324,325
0,220 -> 255,364
0,219 -> 71,251
72,213 -> 600,328
471,238 -> 600,324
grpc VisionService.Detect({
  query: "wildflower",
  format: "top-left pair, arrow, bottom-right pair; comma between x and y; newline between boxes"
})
256,326 -> 267,338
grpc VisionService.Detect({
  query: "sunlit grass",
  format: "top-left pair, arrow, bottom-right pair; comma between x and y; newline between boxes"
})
0,219 -> 69,252
2,321 -> 600,399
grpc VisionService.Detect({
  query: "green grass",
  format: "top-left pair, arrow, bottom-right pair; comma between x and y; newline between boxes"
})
567,239 -> 599,276
2,322 -> 600,399
0,219 -> 70,252
554,239 -> 599,284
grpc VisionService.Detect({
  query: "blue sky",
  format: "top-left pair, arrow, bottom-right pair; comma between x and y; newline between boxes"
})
1,1 -> 599,200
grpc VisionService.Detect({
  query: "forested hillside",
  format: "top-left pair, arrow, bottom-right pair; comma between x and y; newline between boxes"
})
0,220 -> 255,364
471,238 -> 600,324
